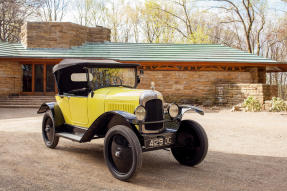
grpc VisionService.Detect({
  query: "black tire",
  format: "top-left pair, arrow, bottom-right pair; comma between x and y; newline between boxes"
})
42,111 -> 59,149
104,125 -> 142,181
171,120 -> 208,166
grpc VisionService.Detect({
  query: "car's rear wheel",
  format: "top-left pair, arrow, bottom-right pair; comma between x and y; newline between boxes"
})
171,120 -> 208,166
42,111 -> 59,149
104,125 -> 142,181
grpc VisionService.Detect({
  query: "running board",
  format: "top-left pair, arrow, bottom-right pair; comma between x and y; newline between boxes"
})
56,132 -> 83,142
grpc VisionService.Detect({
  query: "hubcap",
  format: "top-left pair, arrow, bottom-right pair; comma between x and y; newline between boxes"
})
115,150 -> 121,158
44,118 -> 54,143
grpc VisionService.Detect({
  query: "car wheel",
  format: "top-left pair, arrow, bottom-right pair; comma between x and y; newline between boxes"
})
42,111 -> 59,149
104,125 -> 142,181
171,120 -> 208,166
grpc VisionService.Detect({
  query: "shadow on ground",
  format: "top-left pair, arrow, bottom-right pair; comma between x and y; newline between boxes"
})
0,131 -> 286,191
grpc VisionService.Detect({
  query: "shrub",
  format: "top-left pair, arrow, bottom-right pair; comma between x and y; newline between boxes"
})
269,97 -> 287,112
243,96 -> 262,112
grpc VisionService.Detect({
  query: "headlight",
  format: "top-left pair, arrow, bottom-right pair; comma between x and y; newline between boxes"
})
135,105 -> 146,121
168,103 -> 179,118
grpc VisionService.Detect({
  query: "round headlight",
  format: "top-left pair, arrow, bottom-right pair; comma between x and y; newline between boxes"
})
135,106 -> 146,121
168,104 -> 179,118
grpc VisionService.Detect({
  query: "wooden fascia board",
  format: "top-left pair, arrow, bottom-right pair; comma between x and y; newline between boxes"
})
121,61 -> 285,67
1,57 -> 286,71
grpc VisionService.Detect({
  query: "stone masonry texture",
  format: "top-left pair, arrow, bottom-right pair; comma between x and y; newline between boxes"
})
215,83 -> 278,105
20,22 -> 111,49
137,70 -> 255,105
0,61 -> 22,96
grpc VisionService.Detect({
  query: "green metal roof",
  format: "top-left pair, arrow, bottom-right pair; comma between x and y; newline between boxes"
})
0,41 -> 277,63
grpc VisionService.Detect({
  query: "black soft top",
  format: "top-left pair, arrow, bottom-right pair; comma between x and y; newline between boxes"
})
53,59 -> 140,73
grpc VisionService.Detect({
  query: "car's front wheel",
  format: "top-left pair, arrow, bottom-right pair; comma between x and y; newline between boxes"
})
171,120 -> 208,166
104,125 -> 142,181
42,111 -> 59,149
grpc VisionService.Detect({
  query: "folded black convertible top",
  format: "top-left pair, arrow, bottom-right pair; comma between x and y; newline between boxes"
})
53,59 -> 140,73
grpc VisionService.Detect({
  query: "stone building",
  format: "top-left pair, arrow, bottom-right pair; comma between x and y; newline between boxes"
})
0,22 -> 286,106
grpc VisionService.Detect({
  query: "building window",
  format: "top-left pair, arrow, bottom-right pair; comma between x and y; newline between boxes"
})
22,64 -> 32,92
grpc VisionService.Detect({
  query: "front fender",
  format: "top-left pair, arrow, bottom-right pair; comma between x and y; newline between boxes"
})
37,102 -> 65,127
109,111 -> 137,124
178,105 -> 204,119
80,111 -> 138,142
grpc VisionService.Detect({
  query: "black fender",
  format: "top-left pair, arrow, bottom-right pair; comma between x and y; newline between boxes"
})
178,105 -> 204,119
37,102 -> 65,127
81,111 -> 139,142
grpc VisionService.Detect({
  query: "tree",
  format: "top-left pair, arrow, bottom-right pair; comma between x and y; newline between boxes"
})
107,0 -> 122,42
141,0 -> 177,43
0,0 -> 40,42
73,0 -> 94,26
125,5 -> 141,42
156,0 -> 194,41
212,0 -> 267,54
38,0 -> 68,22
146,0 -> 210,43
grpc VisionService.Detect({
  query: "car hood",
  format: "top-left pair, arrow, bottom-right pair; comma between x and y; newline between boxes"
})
99,87 -> 163,114
104,87 -> 145,103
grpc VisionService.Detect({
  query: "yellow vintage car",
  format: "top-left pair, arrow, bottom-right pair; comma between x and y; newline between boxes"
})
37,59 -> 208,181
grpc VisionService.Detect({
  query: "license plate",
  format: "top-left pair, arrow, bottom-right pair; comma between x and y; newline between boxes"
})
145,135 -> 174,149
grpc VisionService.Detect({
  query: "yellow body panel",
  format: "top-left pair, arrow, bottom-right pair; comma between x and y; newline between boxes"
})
56,87 -> 144,128
69,97 -> 89,126
55,96 -> 72,124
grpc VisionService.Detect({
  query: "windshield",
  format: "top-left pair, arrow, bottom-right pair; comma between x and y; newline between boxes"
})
88,67 -> 136,89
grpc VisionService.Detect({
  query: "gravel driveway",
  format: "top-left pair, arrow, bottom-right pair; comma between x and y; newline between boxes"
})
0,108 -> 286,191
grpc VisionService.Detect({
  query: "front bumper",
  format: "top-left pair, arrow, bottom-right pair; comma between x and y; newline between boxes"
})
134,116 -> 180,134
132,105 -> 203,134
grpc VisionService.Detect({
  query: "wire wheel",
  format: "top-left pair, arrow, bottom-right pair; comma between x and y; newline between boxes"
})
42,111 -> 59,149
104,125 -> 142,181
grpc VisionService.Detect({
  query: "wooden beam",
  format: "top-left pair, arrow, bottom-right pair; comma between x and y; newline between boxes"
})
121,60 -> 287,69
43,63 -> 47,94
32,64 -> 35,93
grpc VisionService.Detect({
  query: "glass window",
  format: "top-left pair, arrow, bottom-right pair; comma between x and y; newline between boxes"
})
22,64 -> 32,92
46,64 -> 55,92
35,64 -> 44,92
71,73 -> 93,82
88,67 -> 136,89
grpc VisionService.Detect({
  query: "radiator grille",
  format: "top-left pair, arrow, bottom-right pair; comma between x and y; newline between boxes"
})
106,103 -> 135,114
145,99 -> 164,131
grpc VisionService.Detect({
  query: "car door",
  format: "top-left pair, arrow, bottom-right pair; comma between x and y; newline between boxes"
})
67,72 -> 90,127
69,96 -> 89,127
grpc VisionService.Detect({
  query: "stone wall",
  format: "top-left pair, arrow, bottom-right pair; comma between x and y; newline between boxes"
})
215,84 -> 278,105
0,61 -> 22,96
137,70 -> 253,105
20,22 -> 111,49
263,85 -> 278,100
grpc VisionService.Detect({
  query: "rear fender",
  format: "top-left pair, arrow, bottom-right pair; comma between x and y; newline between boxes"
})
37,102 -> 65,127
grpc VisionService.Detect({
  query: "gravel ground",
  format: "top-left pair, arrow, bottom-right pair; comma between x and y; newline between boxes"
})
0,108 -> 287,191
